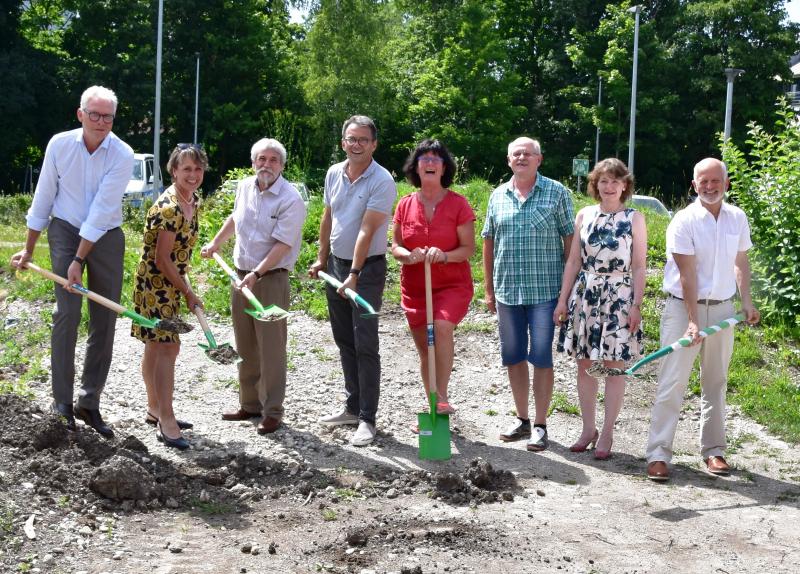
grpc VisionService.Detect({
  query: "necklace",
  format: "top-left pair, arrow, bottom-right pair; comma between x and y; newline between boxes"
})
175,186 -> 194,204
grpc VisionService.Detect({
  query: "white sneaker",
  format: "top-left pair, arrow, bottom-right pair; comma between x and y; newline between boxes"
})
350,421 -> 376,446
319,409 -> 359,427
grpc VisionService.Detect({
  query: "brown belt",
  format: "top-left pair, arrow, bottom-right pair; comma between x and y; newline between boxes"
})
236,267 -> 287,277
669,295 -> 731,306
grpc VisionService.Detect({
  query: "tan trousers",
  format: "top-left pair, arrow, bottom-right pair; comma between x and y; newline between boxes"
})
646,296 -> 735,463
231,270 -> 289,419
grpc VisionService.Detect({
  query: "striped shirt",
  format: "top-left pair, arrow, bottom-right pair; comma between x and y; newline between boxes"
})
482,174 -> 574,305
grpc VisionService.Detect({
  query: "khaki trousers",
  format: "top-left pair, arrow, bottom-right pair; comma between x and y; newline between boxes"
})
646,296 -> 735,463
231,270 -> 289,419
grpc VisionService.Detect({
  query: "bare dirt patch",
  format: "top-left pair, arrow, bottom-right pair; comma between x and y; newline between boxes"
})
1,300 -> 799,573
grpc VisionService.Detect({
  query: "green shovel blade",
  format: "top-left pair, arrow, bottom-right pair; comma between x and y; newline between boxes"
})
418,392 -> 451,460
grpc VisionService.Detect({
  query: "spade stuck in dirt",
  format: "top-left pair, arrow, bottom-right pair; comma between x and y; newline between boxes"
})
418,260 -> 451,461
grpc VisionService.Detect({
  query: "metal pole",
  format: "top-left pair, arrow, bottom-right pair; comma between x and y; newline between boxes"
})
595,76 -> 602,165
723,68 -> 745,141
628,5 -> 641,175
153,0 -> 163,191
194,53 -> 200,145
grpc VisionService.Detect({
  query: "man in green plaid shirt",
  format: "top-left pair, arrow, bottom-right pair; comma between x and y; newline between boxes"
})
482,137 -> 574,451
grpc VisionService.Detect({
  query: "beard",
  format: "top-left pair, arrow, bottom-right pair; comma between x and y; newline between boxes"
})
257,168 -> 278,189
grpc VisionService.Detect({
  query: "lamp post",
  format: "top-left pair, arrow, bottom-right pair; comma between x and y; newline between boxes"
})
153,0 -> 163,191
193,53 -> 200,145
595,76 -> 602,165
723,68 -> 745,141
627,5 -> 642,175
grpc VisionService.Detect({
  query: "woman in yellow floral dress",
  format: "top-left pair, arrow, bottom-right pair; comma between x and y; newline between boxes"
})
132,144 -> 207,449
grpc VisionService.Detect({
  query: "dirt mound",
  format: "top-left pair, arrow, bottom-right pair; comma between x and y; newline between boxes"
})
433,457 -> 519,505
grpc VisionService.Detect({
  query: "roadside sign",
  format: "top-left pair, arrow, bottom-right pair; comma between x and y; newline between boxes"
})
572,158 -> 590,177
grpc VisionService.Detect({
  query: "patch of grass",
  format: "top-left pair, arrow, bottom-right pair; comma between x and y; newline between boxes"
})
310,346 -> 334,362
0,505 -> 14,537
548,391 -> 580,416
727,432 -> 758,454
484,409 -> 498,416
458,320 -> 494,334
56,495 -> 70,509
190,498 -> 234,515
334,487 -> 359,500
321,508 -> 337,521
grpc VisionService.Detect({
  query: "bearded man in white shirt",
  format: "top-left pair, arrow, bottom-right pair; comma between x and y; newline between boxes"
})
201,138 -> 306,435
646,158 -> 760,482
10,86 -> 134,438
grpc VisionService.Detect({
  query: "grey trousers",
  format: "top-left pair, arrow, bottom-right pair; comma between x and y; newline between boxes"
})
48,218 -> 124,409
231,269 -> 289,419
326,255 -> 385,425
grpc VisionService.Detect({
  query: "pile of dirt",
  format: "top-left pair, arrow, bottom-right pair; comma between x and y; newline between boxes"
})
433,457 -> 519,505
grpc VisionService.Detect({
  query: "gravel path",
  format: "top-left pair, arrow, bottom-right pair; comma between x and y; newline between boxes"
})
1,297 -> 799,573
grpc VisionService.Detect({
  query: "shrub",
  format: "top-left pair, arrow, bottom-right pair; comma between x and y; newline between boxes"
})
723,98 -> 800,333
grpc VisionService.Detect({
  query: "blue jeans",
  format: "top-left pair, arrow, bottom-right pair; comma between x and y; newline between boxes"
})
497,299 -> 557,368
326,255 -> 386,425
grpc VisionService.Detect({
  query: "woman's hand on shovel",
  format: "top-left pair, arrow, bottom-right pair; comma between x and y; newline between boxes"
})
184,290 -> 203,312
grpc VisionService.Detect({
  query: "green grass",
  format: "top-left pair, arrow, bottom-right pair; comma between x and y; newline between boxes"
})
548,391 -> 580,416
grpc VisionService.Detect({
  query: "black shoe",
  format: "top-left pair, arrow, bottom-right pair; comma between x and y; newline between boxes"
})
156,424 -> 190,450
145,412 -> 193,430
498,418 -> 532,442
74,405 -> 114,438
51,402 -> 76,431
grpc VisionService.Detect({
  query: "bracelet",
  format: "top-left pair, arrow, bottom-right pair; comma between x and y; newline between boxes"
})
72,255 -> 84,265
252,270 -> 263,280
443,252 -> 448,264
349,268 -> 361,276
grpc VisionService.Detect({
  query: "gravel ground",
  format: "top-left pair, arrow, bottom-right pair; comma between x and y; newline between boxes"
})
1,296 -> 799,574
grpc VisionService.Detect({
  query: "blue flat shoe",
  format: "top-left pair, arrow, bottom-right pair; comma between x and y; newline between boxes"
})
156,424 -> 190,450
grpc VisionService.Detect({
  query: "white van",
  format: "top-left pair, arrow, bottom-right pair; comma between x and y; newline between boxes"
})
124,153 -> 163,207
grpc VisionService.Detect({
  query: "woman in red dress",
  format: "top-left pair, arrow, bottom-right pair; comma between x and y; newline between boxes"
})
391,139 -> 475,415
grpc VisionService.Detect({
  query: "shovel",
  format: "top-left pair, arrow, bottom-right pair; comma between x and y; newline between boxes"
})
418,260 -> 451,461
211,253 -> 289,321
191,304 -> 240,365
317,271 -> 379,318
22,262 -> 192,335
587,313 -> 746,379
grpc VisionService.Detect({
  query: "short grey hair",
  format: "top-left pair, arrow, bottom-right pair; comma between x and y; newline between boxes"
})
693,157 -> 728,181
507,137 -> 541,156
80,86 -> 118,114
341,115 -> 377,140
250,138 -> 287,166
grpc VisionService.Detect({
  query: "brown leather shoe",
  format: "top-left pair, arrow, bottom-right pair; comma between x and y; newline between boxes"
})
257,416 -> 281,435
705,456 -> 730,475
647,461 -> 669,482
221,408 -> 261,421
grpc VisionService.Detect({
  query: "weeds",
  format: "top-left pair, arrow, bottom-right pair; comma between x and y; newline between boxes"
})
321,508 -> 337,521
548,391 -> 580,416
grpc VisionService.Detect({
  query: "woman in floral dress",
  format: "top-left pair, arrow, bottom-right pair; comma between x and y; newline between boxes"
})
131,144 -> 207,450
554,158 -> 646,459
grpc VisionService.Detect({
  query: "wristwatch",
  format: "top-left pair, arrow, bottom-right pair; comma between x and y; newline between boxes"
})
349,268 -> 361,276
73,255 -> 85,265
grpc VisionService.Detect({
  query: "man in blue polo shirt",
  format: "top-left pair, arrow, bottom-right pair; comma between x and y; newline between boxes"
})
309,115 -> 397,446
482,137 -> 574,451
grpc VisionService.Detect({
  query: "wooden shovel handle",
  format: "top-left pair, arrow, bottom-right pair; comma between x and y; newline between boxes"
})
24,261 -> 126,315
425,260 -> 436,395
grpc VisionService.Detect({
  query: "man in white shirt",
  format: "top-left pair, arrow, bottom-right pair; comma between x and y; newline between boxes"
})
10,86 -> 134,438
646,158 -> 760,482
201,138 -> 306,435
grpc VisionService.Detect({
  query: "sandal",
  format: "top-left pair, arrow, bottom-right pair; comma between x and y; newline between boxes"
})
146,412 -> 194,430
436,401 -> 455,415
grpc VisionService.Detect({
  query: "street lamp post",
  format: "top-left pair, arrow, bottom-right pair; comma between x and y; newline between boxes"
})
595,76 -> 602,165
153,0 -> 163,191
628,5 -> 642,175
194,53 -> 200,145
723,68 -> 745,141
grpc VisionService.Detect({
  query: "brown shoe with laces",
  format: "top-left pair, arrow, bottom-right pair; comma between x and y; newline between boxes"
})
705,456 -> 730,475
647,461 -> 669,482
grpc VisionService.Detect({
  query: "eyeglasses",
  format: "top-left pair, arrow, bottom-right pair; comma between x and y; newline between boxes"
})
510,150 -> 539,158
418,156 -> 444,164
343,136 -> 373,146
82,109 -> 115,124
177,143 -> 203,151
